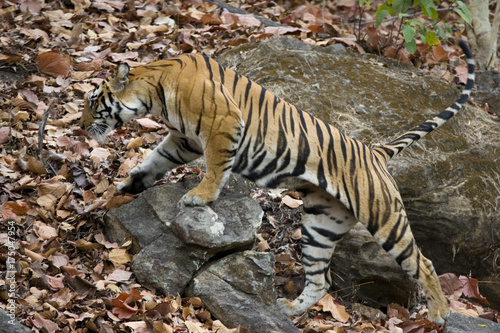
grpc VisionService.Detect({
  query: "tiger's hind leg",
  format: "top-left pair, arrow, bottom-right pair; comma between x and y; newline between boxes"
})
369,204 -> 449,325
117,133 -> 202,194
278,185 -> 357,315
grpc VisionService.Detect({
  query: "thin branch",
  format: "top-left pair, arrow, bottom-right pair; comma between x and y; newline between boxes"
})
202,0 -> 283,27
346,6 -> 457,27
37,99 -> 54,159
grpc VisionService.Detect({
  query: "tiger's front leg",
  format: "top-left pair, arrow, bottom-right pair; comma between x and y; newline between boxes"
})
117,133 -> 202,194
180,119 -> 243,206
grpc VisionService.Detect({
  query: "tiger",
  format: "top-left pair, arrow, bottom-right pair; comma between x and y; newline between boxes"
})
80,40 -> 475,325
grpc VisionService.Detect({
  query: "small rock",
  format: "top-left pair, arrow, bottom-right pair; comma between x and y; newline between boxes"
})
443,312 -> 500,333
0,309 -> 33,333
187,251 -> 300,333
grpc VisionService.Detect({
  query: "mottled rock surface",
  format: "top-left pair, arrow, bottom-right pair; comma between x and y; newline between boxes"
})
105,180 -> 263,295
187,251 -> 300,333
443,312 -> 500,333
218,37 -> 500,309
0,309 -> 33,333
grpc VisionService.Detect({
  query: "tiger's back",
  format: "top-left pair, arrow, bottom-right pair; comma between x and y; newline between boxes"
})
80,43 -> 475,326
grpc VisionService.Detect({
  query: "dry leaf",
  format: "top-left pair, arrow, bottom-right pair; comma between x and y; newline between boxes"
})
36,51 -> 70,77
25,248 -> 45,262
90,147 -> 111,164
75,239 -> 102,251
32,313 -> 59,332
135,117 -> 163,129
108,248 -> 132,265
27,156 -> 47,175
105,194 -> 135,209
126,137 -> 143,149
185,321 -> 209,333
107,269 -> 132,282
282,195 -> 303,208
37,193 -> 58,210
1,200 -> 30,219
317,294 -> 350,323
33,221 -> 58,240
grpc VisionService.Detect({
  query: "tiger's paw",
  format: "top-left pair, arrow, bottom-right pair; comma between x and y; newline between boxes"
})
179,187 -> 217,207
276,298 -> 300,316
427,304 -> 450,327
179,192 -> 209,207
117,168 -> 156,194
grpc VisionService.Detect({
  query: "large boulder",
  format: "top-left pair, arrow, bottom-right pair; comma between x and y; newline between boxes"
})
105,179 -> 263,295
218,37 -> 500,309
105,178 -> 301,330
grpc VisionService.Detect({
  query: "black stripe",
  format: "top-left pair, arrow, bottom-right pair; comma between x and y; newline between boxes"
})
233,72 -> 240,95
341,174 -> 353,212
317,161 -> 327,190
232,139 -> 251,173
203,55 -> 213,81
291,129 -> 310,176
302,253 -> 330,263
381,214 -> 405,252
296,107 -> 308,132
339,132 -> 348,163
316,120 -> 324,148
395,239 -> 414,266
303,204 -> 328,215
276,149 -> 291,173
325,125 -> 336,175
304,266 -> 330,276
302,227 -> 332,249
311,226 -> 343,242
244,80 -> 252,107
158,148 -> 185,165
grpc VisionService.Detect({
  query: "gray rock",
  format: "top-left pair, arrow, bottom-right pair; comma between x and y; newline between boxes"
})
443,312 -> 500,333
0,309 -> 33,333
473,70 -> 500,116
105,180 -> 263,295
329,224 -> 420,308
218,37 -> 500,309
187,251 -> 300,333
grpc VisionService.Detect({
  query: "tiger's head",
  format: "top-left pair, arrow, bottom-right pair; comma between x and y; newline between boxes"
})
80,63 -> 139,143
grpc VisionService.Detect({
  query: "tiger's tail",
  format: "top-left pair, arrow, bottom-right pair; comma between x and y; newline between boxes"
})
374,40 -> 475,163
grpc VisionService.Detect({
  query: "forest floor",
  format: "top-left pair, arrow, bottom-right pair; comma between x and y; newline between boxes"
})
0,0 -> 499,332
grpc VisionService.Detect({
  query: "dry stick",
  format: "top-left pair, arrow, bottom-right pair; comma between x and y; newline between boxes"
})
332,281 -> 375,294
351,6 -> 457,27
202,0 -> 283,27
37,99 -> 55,174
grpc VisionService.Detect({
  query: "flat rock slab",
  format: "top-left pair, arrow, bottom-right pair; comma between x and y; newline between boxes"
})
443,312 -> 500,333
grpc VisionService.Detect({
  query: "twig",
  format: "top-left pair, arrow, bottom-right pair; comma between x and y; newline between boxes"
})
348,6 -> 458,27
202,0 -> 283,27
332,281 -> 375,293
37,99 -> 54,159
7,108 -> 13,153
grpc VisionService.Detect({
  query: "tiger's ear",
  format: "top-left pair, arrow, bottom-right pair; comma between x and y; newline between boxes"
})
109,63 -> 130,93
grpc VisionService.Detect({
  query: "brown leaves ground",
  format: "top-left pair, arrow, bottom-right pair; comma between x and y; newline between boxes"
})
0,0 -> 497,332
